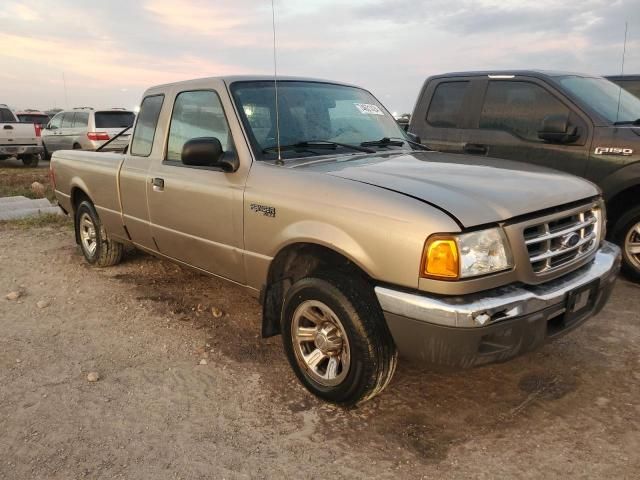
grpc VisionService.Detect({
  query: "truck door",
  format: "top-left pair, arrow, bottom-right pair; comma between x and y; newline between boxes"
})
146,87 -> 246,283
462,78 -> 591,175
410,78 -> 481,154
119,94 -> 165,250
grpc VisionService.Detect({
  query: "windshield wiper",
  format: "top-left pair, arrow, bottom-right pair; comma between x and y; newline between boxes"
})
263,140 -> 375,154
613,118 -> 640,126
361,137 -> 432,151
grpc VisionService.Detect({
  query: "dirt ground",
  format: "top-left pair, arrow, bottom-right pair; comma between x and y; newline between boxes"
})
0,163 -> 639,479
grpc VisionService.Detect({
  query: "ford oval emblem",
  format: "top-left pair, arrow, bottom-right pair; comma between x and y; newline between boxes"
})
561,232 -> 581,248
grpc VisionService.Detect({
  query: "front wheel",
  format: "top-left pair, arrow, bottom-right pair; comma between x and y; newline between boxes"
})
612,205 -> 640,281
75,200 -> 123,267
281,273 -> 397,405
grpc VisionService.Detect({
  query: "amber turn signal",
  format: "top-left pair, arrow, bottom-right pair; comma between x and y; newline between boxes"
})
422,237 -> 459,279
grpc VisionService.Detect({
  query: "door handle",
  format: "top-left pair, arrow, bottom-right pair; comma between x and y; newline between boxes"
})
151,177 -> 164,192
463,143 -> 488,155
3,125 -> 12,130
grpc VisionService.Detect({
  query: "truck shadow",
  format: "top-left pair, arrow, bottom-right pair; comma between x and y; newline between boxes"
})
105,249 -> 608,464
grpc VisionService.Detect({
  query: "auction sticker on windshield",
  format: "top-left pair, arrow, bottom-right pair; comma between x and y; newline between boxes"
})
354,103 -> 384,115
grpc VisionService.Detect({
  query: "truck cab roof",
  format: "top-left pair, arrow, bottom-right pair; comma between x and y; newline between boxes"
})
426,70 -> 601,80
143,75 -> 359,93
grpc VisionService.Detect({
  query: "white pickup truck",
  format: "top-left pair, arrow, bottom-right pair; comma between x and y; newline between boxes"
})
0,104 -> 44,166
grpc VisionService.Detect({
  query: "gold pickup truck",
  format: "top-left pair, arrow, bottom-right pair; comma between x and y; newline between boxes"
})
51,76 -> 621,405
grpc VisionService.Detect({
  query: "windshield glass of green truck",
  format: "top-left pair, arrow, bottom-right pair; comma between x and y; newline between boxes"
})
557,75 -> 640,124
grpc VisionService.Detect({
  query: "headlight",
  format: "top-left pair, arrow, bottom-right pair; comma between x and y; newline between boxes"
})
422,227 -> 513,280
593,205 -> 605,244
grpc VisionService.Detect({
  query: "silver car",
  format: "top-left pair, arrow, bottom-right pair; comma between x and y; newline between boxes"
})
42,108 -> 135,159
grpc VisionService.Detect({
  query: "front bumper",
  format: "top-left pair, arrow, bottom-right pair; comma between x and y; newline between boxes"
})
375,241 -> 621,368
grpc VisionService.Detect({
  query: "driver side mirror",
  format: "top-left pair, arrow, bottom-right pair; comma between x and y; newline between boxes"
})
181,137 -> 239,172
538,115 -> 579,144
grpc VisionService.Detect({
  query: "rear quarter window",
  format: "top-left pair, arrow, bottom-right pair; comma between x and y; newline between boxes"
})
426,81 -> 469,128
130,95 -> 164,157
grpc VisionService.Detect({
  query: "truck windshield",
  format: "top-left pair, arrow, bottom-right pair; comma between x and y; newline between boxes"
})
95,111 -> 136,129
556,76 -> 640,124
230,81 -> 410,160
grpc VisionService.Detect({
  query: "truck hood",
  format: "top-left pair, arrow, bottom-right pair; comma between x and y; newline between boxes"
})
294,151 -> 599,227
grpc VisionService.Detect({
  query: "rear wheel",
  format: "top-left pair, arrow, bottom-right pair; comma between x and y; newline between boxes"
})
613,205 -> 640,281
281,272 -> 397,405
21,154 -> 39,167
73,143 -> 82,150
43,144 -> 51,161
75,200 -> 123,267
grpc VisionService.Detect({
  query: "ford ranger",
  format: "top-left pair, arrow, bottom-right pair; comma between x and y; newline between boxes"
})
51,76 -> 620,405
409,70 -> 640,281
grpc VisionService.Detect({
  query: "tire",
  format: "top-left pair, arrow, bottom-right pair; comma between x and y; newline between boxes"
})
73,143 -> 82,150
21,154 -> 39,167
612,205 -> 640,281
281,272 -> 397,405
43,144 -> 51,161
75,200 -> 123,267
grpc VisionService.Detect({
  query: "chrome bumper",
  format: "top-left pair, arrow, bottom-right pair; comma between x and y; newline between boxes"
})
376,241 -> 621,329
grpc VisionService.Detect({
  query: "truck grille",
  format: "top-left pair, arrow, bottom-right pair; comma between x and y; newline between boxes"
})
523,205 -> 601,275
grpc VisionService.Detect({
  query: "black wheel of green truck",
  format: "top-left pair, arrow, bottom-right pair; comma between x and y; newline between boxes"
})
281,273 -> 397,406
75,200 -> 123,267
613,205 -> 640,281
21,154 -> 39,167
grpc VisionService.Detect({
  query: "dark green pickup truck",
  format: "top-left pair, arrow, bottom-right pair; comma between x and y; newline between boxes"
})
409,70 -> 640,280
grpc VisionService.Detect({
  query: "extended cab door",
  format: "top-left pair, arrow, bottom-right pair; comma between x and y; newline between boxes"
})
118,94 -> 166,250
461,77 -> 591,175
146,86 -> 247,283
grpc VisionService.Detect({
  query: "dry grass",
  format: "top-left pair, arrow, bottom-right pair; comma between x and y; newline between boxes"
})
0,166 -> 55,201
0,212 -> 72,229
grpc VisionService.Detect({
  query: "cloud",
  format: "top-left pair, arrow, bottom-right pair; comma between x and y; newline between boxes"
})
1,0 -> 638,112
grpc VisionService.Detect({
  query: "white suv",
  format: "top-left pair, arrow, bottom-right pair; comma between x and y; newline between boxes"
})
42,108 -> 135,159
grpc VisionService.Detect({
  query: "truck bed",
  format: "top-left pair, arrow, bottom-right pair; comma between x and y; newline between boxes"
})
52,150 -> 125,232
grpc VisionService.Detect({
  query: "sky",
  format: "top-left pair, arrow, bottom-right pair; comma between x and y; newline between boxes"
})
0,0 -> 638,114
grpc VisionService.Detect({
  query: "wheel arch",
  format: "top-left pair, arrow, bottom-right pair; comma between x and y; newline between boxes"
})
261,242 -> 376,338
606,183 -> 640,234
70,186 -> 94,244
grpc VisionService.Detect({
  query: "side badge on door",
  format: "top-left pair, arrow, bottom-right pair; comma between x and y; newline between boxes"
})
594,147 -> 633,155
250,203 -> 276,218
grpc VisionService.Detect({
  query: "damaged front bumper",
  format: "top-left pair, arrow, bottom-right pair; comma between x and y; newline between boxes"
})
375,241 -> 621,368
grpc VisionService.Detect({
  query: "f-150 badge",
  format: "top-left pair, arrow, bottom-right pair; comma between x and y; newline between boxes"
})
250,203 -> 276,218
594,147 -> 633,155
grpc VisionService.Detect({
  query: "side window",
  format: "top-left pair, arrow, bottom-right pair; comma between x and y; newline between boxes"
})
426,82 -> 469,128
61,112 -> 75,128
479,81 -> 570,141
0,108 -> 16,122
49,113 -> 63,129
166,90 -> 233,163
73,112 -> 89,128
130,95 -> 164,157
